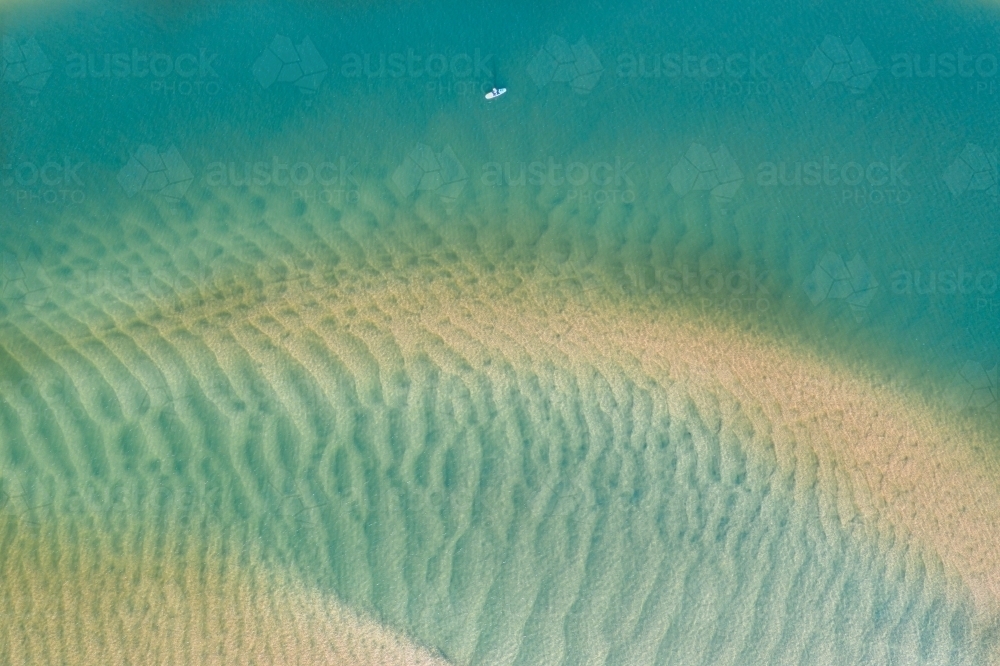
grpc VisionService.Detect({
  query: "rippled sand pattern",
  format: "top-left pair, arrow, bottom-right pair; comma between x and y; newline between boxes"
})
0,520 -> 450,665
1,188 -> 999,664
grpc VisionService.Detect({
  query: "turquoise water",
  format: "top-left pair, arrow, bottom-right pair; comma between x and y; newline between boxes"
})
1,0 -> 1000,663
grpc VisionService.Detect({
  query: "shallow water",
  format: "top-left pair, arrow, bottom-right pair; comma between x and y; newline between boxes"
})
1,0 -> 999,664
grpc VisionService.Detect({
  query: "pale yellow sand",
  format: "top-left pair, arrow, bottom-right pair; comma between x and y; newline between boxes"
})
140,263 -> 1000,620
4,221 -> 1000,661
0,517 -> 451,666
3,164 -> 1000,661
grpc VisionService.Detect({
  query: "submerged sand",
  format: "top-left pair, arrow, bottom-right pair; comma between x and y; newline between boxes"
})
1,159 -> 999,662
5,250 -> 997,663
0,517 -> 451,666
175,265 -> 1000,616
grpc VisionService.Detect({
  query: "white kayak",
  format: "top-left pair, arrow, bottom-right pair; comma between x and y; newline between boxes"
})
485,87 -> 507,100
